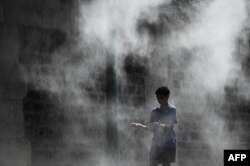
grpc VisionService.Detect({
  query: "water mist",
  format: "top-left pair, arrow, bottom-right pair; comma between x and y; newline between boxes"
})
21,0 -> 250,166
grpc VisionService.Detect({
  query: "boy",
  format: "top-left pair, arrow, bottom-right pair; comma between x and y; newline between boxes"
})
132,86 -> 178,166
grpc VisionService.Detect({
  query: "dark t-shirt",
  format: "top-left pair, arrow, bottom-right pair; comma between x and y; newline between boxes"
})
150,104 -> 177,148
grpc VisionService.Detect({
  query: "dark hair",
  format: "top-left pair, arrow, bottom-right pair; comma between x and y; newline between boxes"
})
155,86 -> 170,98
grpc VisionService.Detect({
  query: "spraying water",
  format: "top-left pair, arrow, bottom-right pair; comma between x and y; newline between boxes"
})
77,0 -> 249,165
20,0 -> 250,166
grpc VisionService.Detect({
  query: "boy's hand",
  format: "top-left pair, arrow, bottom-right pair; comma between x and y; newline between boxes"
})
131,123 -> 147,128
131,122 -> 140,127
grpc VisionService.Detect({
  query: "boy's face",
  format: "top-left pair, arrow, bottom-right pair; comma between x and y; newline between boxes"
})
156,95 -> 169,105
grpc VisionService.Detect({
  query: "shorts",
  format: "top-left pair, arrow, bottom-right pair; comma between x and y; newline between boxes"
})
149,145 -> 176,163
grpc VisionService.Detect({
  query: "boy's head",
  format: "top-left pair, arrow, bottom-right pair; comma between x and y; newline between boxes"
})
155,86 -> 170,105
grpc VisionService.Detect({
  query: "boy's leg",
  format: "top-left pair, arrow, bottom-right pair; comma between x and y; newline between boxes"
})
149,159 -> 158,166
162,162 -> 170,166
149,146 -> 158,166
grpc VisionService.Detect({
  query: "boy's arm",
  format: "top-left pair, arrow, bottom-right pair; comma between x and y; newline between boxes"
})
131,122 -> 147,128
131,123 -> 148,129
131,122 -> 173,130
131,122 -> 157,131
157,122 -> 174,129
148,121 -> 173,129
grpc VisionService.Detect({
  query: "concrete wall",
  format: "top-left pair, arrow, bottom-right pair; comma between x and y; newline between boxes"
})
0,0 -> 76,166
0,20 -> 30,166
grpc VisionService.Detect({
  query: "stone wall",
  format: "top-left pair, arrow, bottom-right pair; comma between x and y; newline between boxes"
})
0,1 -> 77,166
0,13 -> 30,166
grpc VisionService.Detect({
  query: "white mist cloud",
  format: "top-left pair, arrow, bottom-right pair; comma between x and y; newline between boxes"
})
166,0 -> 247,93
22,0 -> 249,165
79,0 -> 168,56
161,1 -> 248,164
